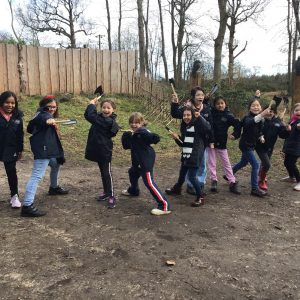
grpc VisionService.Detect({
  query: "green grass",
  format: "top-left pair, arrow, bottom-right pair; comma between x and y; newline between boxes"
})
18,94 -> 181,164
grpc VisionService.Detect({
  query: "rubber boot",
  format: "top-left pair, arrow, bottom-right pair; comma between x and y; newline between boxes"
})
258,167 -> 268,190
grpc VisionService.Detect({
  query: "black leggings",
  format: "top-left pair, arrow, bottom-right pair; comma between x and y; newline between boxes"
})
3,161 -> 18,196
256,150 -> 272,172
97,161 -> 114,197
284,154 -> 300,182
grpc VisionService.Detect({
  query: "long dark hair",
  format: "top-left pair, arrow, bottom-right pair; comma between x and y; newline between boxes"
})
0,91 -> 18,111
190,86 -> 205,107
39,95 -> 59,118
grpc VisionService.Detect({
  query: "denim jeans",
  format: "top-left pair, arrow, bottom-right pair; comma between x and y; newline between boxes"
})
232,150 -> 260,190
177,165 -> 203,197
23,158 -> 60,206
186,148 -> 207,189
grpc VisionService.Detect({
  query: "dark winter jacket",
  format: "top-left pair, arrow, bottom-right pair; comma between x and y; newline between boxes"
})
121,127 -> 160,171
282,119 -> 300,156
211,108 -> 240,149
27,109 -> 64,159
256,116 -> 288,154
238,112 -> 263,151
175,116 -> 211,167
84,104 -> 119,163
171,102 -> 213,145
0,110 -> 24,162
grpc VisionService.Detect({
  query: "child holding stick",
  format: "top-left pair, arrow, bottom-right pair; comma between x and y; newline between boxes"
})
22,96 -> 68,217
84,98 -> 119,208
121,112 -> 171,215
165,106 -> 211,206
231,98 -> 270,197
0,91 -> 24,208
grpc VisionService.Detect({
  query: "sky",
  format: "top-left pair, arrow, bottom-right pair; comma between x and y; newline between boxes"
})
0,0 -> 292,76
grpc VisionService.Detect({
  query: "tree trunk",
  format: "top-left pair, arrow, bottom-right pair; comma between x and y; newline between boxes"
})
227,18 -> 235,87
170,1 -> 177,84
176,11 -> 185,85
118,0 -> 122,50
144,0 -> 150,77
105,0 -> 112,50
137,0 -> 146,77
157,0 -> 168,81
213,0 -> 228,85
287,0 -> 293,95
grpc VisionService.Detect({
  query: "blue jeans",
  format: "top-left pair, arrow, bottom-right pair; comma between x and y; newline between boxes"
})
232,150 -> 260,190
186,148 -> 207,189
177,165 -> 203,197
23,158 -> 60,206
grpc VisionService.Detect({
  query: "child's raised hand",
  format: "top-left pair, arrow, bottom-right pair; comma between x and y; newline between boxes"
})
209,143 -> 214,149
297,123 -> 300,130
171,93 -> 179,103
194,110 -> 201,118
170,131 -> 179,140
286,124 -> 292,131
90,97 -> 98,105
46,118 -> 56,125
260,107 -> 271,117
228,134 -> 235,140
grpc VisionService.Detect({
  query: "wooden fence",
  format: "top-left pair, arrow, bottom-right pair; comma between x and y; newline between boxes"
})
0,44 -> 137,96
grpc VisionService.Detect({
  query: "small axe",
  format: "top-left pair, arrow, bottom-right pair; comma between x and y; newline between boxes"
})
94,85 -> 104,100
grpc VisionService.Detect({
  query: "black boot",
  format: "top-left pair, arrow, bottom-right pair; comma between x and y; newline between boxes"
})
21,205 -> 46,217
165,184 -> 182,195
48,186 -> 69,195
211,180 -> 218,192
229,182 -> 240,195
250,188 -> 267,197
191,193 -> 205,207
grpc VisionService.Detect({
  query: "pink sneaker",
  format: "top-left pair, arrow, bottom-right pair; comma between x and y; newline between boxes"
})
10,194 -> 21,208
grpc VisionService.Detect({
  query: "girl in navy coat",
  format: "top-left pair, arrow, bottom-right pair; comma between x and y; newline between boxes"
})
0,91 -> 24,208
207,96 -> 240,194
166,106 -> 211,206
121,112 -> 171,216
232,99 -> 270,197
22,96 -> 68,218
255,105 -> 288,190
282,103 -> 300,191
85,98 -> 119,208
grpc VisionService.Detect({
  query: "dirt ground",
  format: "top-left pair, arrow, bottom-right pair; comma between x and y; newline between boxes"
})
0,154 -> 300,300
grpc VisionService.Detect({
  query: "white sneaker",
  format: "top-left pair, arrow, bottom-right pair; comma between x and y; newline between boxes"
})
151,208 -> 171,216
281,176 -> 296,183
10,194 -> 21,208
121,189 -> 131,196
293,182 -> 300,191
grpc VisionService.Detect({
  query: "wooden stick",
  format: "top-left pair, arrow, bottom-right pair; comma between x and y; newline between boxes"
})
170,83 -> 176,94
165,126 -> 183,144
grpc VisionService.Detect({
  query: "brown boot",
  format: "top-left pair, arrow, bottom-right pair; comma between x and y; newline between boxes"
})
165,184 -> 182,195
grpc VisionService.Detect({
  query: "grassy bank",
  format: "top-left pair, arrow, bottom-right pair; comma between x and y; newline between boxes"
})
18,94 -> 181,165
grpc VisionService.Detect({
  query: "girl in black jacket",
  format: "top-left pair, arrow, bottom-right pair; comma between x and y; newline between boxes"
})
85,98 -> 119,208
232,98 -> 270,197
121,112 -> 171,216
255,105 -> 288,190
207,96 -> 240,194
0,91 -> 24,208
165,106 -> 211,207
282,103 -> 300,191
21,96 -> 68,218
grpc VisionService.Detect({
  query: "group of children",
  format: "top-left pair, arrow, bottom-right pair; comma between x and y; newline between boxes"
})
0,88 -> 299,218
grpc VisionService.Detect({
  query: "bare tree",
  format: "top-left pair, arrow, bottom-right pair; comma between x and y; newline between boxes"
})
118,0 -> 122,50
144,0 -> 150,77
105,0 -> 112,50
137,0 -> 146,76
157,0 -> 168,81
17,0 -> 94,48
169,0 -> 197,85
292,0 -> 300,35
227,0 -> 269,86
213,0 -> 229,85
